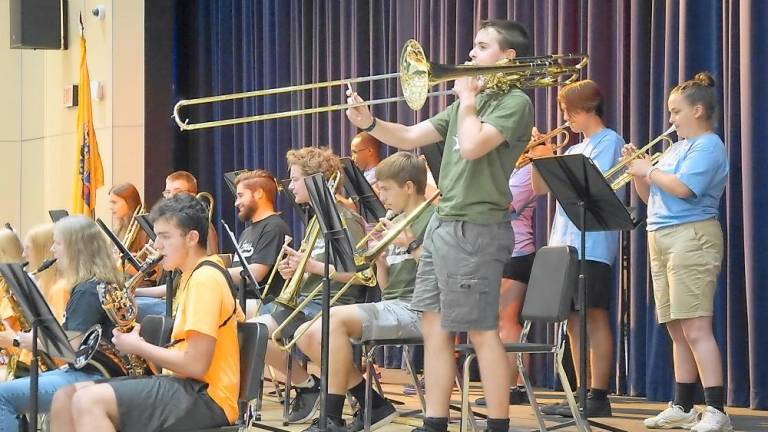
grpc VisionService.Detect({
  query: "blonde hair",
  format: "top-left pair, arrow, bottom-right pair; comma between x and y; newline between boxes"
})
54,216 -> 123,287
0,228 -> 23,263
24,223 -> 59,298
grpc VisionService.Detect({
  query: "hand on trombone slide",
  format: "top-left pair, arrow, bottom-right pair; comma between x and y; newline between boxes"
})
345,89 -> 374,131
377,217 -> 416,250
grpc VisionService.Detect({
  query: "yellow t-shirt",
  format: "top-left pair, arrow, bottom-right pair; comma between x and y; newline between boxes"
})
171,255 -> 241,424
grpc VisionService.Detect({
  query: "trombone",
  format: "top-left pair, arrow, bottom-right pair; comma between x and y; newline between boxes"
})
196,192 -> 215,224
271,190 -> 441,351
604,125 -> 677,190
173,39 -> 588,131
515,123 -> 571,169
354,210 -> 396,250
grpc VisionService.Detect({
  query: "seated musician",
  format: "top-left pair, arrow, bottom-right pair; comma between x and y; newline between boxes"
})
228,169 -> 292,318
249,147 -> 366,424
108,182 -> 149,255
0,216 -> 122,430
1,223 -> 65,379
50,194 -> 243,431
134,170 -> 220,316
163,170 -> 219,254
295,152 -> 434,432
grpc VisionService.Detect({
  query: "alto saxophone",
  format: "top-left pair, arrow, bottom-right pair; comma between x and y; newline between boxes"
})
0,258 -> 58,379
76,247 -> 163,376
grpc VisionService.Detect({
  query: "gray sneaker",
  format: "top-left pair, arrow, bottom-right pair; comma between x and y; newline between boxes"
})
287,381 -> 321,424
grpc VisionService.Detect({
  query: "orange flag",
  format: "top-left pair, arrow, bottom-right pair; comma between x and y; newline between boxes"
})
72,35 -> 104,218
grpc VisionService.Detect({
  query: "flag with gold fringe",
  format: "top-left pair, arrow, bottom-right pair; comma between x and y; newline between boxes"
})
72,34 -> 104,218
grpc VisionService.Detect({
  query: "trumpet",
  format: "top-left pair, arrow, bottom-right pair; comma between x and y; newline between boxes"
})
173,39 -> 587,130
515,123 -> 571,168
272,190 -> 440,351
604,125 -> 677,190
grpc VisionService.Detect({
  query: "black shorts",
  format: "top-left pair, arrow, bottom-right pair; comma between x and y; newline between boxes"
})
502,252 -> 536,283
107,375 -> 229,432
571,260 -> 613,311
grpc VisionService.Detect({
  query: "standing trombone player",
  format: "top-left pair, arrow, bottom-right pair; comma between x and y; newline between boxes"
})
346,20 -> 534,432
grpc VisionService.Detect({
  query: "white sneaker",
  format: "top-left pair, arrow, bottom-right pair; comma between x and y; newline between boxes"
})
644,402 -> 699,429
691,406 -> 734,432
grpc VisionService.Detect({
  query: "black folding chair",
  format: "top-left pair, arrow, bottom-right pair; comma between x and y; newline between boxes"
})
455,246 -> 586,432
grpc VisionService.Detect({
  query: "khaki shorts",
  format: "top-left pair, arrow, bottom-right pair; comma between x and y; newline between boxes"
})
648,219 -> 723,323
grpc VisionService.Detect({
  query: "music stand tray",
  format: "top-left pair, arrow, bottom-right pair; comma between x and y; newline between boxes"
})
48,209 -> 69,223
532,154 -> 639,432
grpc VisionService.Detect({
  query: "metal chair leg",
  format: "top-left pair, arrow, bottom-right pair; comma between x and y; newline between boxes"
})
556,349 -> 590,432
518,352 -> 546,432
282,350 -> 293,426
459,355 -> 479,432
364,345 -> 375,432
403,345 -> 426,413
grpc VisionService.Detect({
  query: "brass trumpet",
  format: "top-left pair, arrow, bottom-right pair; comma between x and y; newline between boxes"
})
173,39 -> 587,130
605,125 -> 677,190
272,190 -> 440,351
515,123 -> 571,169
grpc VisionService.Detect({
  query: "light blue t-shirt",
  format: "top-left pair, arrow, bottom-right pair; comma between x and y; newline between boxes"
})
549,128 -> 624,265
646,132 -> 728,231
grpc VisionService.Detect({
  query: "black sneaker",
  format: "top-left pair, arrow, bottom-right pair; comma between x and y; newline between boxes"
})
540,394 -> 580,416
349,401 -> 398,432
475,388 -> 529,406
287,381 -> 321,423
557,395 -> 612,418
301,417 -> 348,432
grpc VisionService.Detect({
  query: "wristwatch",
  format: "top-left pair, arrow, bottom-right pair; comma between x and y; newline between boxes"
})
12,333 -> 21,348
405,239 -> 422,254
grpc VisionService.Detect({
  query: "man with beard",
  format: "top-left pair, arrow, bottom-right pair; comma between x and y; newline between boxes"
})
228,169 -> 292,318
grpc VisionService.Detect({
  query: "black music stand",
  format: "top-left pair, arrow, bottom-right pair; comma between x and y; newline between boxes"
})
341,158 -> 386,223
304,173 -> 357,432
48,209 -> 69,223
0,263 -> 75,432
95,218 -> 142,273
279,179 -> 310,227
224,169 -> 249,197
532,154 -> 640,432
220,220 -> 265,309
134,214 -> 156,241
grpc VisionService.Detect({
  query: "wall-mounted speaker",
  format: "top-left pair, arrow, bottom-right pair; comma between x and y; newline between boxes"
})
9,0 -> 68,50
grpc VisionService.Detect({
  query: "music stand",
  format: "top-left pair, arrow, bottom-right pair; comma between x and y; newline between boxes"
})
134,214 -> 156,241
279,179 -> 310,227
532,154 -> 639,432
95,218 -> 142,273
224,169 -> 249,197
48,209 -> 69,223
341,158 -> 386,223
0,263 -> 76,432
304,173 -> 357,432
220,219 -> 265,310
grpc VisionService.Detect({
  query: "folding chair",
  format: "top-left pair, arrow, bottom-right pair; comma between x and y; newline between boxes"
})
455,246 -> 586,432
191,321 -> 270,431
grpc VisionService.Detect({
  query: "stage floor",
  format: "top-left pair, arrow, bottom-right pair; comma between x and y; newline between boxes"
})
251,369 -> 768,432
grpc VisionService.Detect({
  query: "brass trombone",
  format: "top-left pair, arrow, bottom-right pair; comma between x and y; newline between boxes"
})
272,190 -> 440,351
604,125 -> 677,190
354,210 -> 397,250
173,39 -> 588,131
196,192 -> 215,224
515,123 -> 571,169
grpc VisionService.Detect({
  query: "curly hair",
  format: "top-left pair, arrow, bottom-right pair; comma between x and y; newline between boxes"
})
286,147 -> 341,179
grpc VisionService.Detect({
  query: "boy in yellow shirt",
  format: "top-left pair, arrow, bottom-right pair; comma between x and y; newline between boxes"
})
49,194 -> 241,431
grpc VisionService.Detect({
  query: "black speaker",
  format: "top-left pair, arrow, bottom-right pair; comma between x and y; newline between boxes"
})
9,0 -> 68,50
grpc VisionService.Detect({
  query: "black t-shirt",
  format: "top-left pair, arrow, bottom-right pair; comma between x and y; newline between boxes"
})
63,279 -> 115,335
63,278 -> 122,376
232,213 -> 292,299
